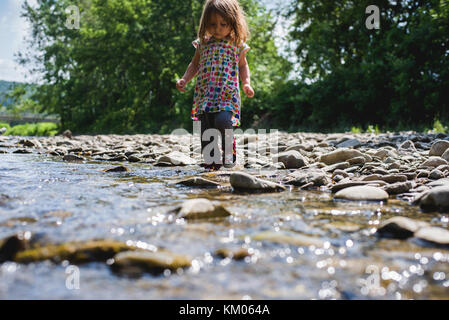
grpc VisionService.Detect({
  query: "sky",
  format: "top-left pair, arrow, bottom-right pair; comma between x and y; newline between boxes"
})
0,0 -> 293,84
0,0 -> 39,83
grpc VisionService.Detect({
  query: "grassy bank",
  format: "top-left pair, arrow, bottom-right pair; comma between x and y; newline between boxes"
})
0,122 -> 60,137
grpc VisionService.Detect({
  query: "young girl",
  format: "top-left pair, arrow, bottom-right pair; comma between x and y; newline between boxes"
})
176,0 -> 254,170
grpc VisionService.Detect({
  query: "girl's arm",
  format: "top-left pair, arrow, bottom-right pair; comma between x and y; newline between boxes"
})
177,48 -> 200,92
239,54 -> 254,98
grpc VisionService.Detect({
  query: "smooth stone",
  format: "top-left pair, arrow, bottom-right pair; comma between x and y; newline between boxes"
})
399,140 -> 417,151
63,154 -> 85,162
104,166 -> 129,173
415,227 -> 449,246
419,186 -> 449,212
421,157 -> 448,168
111,250 -> 192,275
284,169 -> 329,187
13,149 -> 32,154
155,151 -> 196,166
429,140 -> 449,156
383,181 -> 413,195
376,217 -> 429,239
323,162 -> 350,172
230,172 -> 286,192
251,231 -> 325,247
319,148 -> 364,165
336,139 -> 362,148
177,198 -> 231,220
347,156 -> 366,165
427,178 -> 449,187
334,186 -> 389,201
273,150 -> 308,169
14,240 -> 135,264
331,180 -> 373,193
429,169 -> 445,180
442,149 -> 449,162
175,177 -> 221,187
215,248 -> 252,260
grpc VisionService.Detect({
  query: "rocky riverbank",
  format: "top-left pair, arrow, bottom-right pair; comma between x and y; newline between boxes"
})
1,130 -> 449,285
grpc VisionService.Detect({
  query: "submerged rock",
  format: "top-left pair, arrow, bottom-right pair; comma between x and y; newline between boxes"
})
251,231 -> 325,247
104,166 -> 129,173
175,177 -> 221,188
334,186 -> 389,201
63,154 -> 85,162
176,198 -> 231,220
230,172 -> 286,192
376,217 -> 429,239
215,248 -> 252,260
111,250 -> 192,275
14,240 -> 135,264
414,227 -> 449,246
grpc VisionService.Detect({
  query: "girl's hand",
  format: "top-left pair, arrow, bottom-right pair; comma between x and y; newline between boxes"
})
176,79 -> 187,93
243,84 -> 255,98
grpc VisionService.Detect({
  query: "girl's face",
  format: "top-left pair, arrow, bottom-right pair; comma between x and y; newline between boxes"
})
207,13 -> 231,40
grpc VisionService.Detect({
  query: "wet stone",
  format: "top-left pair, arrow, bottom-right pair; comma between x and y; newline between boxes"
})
63,154 -> 85,162
111,250 -> 192,275
176,198 -> 231,220
383,181 -> 413,195
215,248 -> 252,260
376,217 -> 429,239
419,186 -> 449,212
230,172 -> 286,192
175,177 -> 221,188
334,186 -> 389,201
414,227 -> 449,247
104,166 -> 129,173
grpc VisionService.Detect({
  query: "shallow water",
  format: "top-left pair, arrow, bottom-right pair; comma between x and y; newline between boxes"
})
1,152 -> 449,300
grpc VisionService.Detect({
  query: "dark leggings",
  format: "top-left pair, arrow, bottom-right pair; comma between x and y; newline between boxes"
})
199,111 -> 234,164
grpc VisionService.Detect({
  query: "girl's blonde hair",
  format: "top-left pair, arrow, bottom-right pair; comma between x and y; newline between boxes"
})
197,0 -> 250,47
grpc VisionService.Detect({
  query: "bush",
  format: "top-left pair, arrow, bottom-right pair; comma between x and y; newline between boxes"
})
4,122 -> 59,136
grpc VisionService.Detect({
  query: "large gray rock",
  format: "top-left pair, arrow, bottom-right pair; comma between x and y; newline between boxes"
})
273,150 -> 308,169
230,172 -> 286,192
376,217 -> 429,239
334,186 -> 389,201
429,140 -> 449,157
419,186 -> 449,212
319,148 -> 364,165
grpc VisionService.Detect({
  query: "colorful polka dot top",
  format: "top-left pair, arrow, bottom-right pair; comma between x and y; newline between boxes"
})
191,36 -> 250,127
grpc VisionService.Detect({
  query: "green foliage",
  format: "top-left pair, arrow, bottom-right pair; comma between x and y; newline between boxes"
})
4,122 -> 60,137
428,119 -> 448,134
282,0 -> 449,132
0,122 -> 11,131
